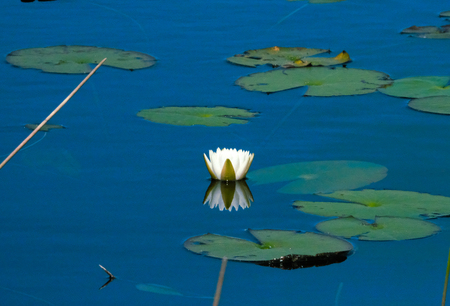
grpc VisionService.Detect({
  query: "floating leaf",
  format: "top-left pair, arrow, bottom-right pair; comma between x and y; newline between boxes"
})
247,160 -> 387,194
136,283 -> 183,296
408,96 -> 450,115
378,76 -> 450,98
441,11 -> 450,18
294,189 -> 450,219
227,47 -> 350,68
25,123 -> 65,132
6,45 -> 156,74
316,216 -> 440,241
227,46 -> 329,68
184,229 -> 353,269
401,25 -> 450,39
235,67 -> 392,96
137,106 -> 258,127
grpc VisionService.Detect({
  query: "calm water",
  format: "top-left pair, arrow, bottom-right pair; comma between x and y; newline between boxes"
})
1,0 -> 449,305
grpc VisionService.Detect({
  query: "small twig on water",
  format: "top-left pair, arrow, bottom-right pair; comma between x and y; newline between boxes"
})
0,58 -> 107,170
213,257 -> 228,306
442,249 -> 450,306
99,264 -> 116,290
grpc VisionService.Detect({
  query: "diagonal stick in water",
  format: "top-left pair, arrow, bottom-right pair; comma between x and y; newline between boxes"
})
0,58 -> 107,170
269,3 -> 309,30
213,257 -> 228,306
442,249 -> 450,306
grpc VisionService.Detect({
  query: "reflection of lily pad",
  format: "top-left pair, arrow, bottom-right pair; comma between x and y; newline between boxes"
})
236,67 -> 392,96
227,47 -> 350,68
25,123 -> 65,132
137,106 -> 258,127
6,45 -> 156,74
293,189 -> 450,219
136,284 -> 183,296
247,161 -> 387,194
408,96 -> 450,115
184,229 -> 353,269
378,76 -> 450,98
316,216 -> 440,241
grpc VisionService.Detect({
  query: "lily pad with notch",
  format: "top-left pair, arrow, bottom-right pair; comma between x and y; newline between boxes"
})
235,67 -> 392,96
293,189 -> 450,219
227,47 -> 350,68
6,45 -> 156,74
137,106 -> 258,127
247,160 -> 387,194
316,216 -> 440,241
378,76 -> 450,98
184,229 -> 353,269
408,96 -> 450,115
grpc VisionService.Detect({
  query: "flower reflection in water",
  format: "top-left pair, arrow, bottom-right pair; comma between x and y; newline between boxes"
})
203,180 -> 254,211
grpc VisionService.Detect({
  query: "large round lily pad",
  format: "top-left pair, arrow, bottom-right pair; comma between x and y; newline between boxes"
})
408,96 -> 450,115
378,76 -> 450,98
184,229 -> 353,269
247,160 -> 387,194
316,216 -> 440,241
6,45 -> 156,74
235,67 -> 392,96
293,189 -> 450,219
227,47 -> 350,68
137,106 -> 258,126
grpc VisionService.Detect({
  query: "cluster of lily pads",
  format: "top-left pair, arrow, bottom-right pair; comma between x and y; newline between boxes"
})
401,10 -> 450,39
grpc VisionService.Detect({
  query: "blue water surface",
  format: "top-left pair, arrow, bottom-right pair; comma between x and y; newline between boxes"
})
1,0 -> 450,305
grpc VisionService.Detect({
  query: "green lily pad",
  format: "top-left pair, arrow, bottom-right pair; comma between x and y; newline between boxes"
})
247,160 -> 387,194
294,189 -> 450,219
401,25 -> 450,39
6,45 -> 156,74
378,76 -> 450,98
184,229 -> 353,269
408,96 -> 450,115
440,11 -> 450,18
235,67 -> 392,96
137,106 -> 258,127
25,123 -> 65,132
227,47 -> 350,68
316,216 -> 440,241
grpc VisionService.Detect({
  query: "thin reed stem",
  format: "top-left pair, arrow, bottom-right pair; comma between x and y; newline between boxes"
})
213,257 -> 228,306
0,58 -> 107,170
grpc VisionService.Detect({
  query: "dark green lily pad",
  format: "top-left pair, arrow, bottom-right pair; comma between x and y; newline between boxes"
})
184,229 -> 353,269
378,76 -> 450,98
441,11 -> 450,18
247,160 -> 387,194
235,67 -> 392,96
294,189 -> 450,219
25,123 -> 65,132
137,106 -> 258,127
227,47 -> 350,68
408,96 -> 450,115
316,216 -> 440,241
6,45 -> 156,74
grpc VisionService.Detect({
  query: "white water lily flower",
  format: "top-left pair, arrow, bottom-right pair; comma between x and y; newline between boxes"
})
203,180 -> 254,211
203,148 -> 254,181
